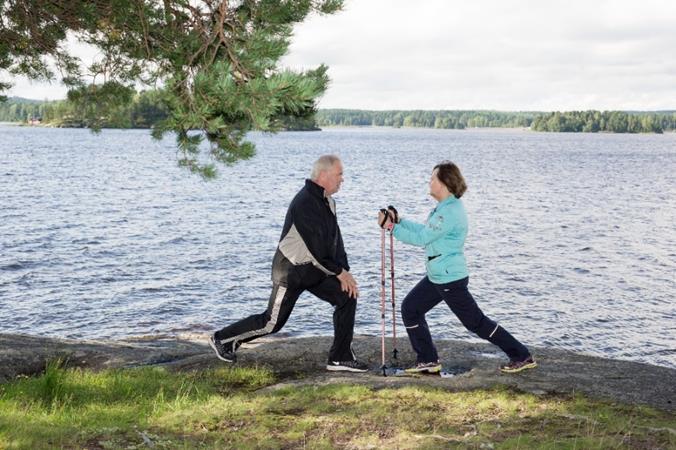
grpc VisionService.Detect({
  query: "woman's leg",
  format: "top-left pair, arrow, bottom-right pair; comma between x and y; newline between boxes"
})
437,277 -> 530,361
400,277 -> 445,363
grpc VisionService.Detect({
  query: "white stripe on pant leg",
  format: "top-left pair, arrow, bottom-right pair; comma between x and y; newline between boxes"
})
489,324 -> 500,338
219,286 -> 287,346
405,324 -> 419,329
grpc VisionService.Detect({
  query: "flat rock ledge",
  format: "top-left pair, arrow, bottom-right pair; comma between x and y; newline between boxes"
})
1,333 -> 674,413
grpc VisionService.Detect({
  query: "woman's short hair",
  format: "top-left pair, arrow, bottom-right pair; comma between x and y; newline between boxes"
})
310,154 -> 341,180
434,161 -> 467,198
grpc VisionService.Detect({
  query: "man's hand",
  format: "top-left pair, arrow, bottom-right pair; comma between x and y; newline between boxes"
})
336,270 -> 359,299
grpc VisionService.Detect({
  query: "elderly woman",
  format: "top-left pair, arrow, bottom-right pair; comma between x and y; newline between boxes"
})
379,161 -> 536,374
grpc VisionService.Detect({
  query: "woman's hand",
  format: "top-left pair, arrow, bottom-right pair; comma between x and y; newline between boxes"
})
378,209 -> 393,229
387,205 -> 400,223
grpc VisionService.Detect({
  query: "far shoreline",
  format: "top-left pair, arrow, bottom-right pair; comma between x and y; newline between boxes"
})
3,121 -> 675,134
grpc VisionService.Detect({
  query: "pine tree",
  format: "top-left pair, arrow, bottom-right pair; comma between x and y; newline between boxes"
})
1,0 -> 344,177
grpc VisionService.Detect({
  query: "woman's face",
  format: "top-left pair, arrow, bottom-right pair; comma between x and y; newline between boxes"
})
429,168 -> 450,201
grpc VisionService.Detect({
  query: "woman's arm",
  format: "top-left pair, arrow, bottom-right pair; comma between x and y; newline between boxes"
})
393,213 -> 453,247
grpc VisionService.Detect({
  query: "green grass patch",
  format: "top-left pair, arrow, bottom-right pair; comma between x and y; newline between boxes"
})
0,361 -> 673,449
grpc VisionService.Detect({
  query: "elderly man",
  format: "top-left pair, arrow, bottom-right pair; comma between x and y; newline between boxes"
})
209,155 -> 368,372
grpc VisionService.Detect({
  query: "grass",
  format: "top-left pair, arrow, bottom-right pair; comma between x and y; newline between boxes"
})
0,360 -> 674,449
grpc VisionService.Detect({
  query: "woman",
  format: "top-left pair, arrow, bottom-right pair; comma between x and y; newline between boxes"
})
378,161 -> 536,374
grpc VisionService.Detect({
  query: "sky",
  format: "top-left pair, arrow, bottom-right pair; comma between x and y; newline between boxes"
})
5,0 -> 676,111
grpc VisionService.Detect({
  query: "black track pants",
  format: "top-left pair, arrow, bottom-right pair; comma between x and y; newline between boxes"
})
214,262 -> 357,362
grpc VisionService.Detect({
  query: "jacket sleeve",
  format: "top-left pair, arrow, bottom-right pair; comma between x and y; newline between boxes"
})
397,218 -> 424,232
292,202 -> 345,275
336,226 -> 350,272
392,213 -> 453,247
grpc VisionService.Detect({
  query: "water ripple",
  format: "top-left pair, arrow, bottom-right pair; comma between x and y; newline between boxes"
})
1,126 -> 675,369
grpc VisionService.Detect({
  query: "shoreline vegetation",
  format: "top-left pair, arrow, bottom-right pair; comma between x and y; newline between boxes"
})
1,334 -> 674,448
2,96 -> 675,134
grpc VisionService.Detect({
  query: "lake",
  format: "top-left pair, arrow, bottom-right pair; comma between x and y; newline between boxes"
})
1,125 -> 674,368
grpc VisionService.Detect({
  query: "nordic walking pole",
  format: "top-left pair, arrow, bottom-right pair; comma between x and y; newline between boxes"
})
387,205 -> 399,361
389,226 -> 398,361
379,209 -> 389,376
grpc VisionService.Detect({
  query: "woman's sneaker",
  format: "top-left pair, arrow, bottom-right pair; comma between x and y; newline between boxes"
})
500,356 -> 537,373
404,361 -> 442,374
209,334 -> 236,363
326,359 -> 369,372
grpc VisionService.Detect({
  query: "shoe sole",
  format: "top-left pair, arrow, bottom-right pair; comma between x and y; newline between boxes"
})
500,361 -> 537,373
326,365 -> 368,373
405,365 -> 442,374
209,337 -> 235,363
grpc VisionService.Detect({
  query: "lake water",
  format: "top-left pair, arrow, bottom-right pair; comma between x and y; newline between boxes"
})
1,125 -> 675,368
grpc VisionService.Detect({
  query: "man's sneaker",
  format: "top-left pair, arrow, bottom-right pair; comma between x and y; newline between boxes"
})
404,361 -> 442,374
500,356 -> 537,373
326,359 -> 369,373
209,334 -> 236,363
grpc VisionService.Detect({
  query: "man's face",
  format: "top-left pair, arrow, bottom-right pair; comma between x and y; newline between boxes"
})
320,161 -> 344,196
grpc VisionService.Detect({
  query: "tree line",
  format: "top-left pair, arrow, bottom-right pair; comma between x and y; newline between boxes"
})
316,109 -> 676,133
3,98 -> 675,133
316,109 -> 536,129
0,92 -> 317,131
0,92 -> 168,128
530,110 -> 674,133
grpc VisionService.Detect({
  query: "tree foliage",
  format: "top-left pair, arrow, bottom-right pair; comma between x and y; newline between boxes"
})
316,109 -> 538,129
315,109 -> 675,133
0,0 -> 343,177
531,110 -> 667,133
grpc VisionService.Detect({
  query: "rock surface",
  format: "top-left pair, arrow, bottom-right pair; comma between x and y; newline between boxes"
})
1,333 -> 674,412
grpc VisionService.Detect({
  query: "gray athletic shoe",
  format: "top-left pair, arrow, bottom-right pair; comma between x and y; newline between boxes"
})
404,361 -> 442,374
326,359 -> 369,372
500,356 -> 537,373
209,334 -> 236,363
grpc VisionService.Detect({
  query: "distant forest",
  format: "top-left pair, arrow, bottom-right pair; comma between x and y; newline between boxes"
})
0,92 -> 317,131
2,95 -> 675,133
316,109 -> 676,133
0,92 -> 169,129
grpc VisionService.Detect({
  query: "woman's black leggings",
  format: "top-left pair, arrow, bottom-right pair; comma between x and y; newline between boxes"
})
401,276 -> 530,363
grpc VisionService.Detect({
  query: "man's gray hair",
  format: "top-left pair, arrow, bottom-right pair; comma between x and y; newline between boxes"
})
310,154 -> 341,180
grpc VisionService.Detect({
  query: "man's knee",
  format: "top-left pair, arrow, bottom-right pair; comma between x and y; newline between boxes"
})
329,290 -> 353,310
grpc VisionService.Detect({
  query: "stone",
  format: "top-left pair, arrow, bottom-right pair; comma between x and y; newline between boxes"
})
1,333 -> 674,412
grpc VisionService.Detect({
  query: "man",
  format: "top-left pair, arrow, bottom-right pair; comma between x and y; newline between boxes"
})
209,155 -> 368,372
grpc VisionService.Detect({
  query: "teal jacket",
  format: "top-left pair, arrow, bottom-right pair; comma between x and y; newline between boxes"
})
392,195 -> 469,284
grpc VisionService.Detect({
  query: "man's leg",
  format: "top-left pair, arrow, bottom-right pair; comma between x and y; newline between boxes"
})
307,276 -> 359,363
400,277 -> 445,364
212,282 -> 304,356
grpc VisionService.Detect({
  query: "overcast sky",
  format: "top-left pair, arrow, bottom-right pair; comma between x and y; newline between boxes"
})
6,0 -> 676,110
